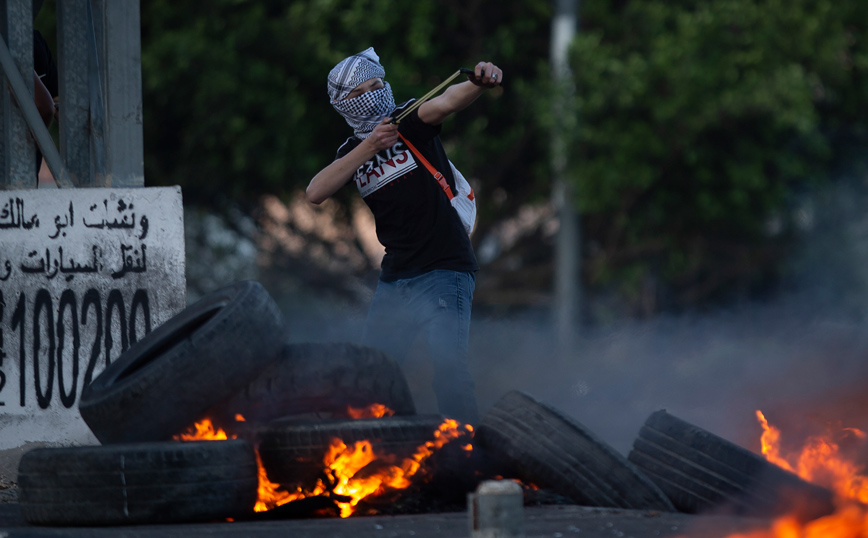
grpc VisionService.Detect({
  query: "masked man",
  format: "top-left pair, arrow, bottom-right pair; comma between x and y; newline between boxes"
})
306,48 -> 502,424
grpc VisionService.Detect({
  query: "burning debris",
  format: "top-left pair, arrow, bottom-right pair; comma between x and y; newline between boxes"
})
11,281 -> 860,531
756,410 -> 868,503
629,409 -> 835,522
718,412 -> 868,538
258,415 -> 474,518
173,410 -> 474,518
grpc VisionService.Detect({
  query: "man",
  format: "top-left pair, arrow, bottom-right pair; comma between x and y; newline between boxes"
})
33,0 -> 58,177
306,47 -> 502,424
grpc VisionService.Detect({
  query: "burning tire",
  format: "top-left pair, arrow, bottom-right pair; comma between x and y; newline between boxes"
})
79,281 -> 285,444
255,415 -> 454,485
210,342 -> 416,431
474,390 -> 676,511
627,410 -> 835,521
17,440 -> 258,526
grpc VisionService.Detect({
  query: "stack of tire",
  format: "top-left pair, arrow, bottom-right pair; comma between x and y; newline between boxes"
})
473,390 -> 835,522
17,280 -> 837,525
16,280 -> 425,526
474,391 -> 676,512
626,409 -> 835,521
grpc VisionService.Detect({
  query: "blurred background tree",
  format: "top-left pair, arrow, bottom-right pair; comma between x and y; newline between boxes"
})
33,0 -> 868,319
139,0 -> 552,219
567,0 -> 868,315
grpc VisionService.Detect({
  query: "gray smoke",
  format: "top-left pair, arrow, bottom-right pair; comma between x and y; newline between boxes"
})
395,175 -> 868,456
186,175 -> 868,459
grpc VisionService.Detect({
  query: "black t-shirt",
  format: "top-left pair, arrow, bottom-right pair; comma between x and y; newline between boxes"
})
335,102 -> 478,282
34,30 -> 58,98
33,30 -> 57,175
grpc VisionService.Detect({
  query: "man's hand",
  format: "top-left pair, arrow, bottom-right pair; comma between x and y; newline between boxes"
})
364,117 -> 399,152
418,61 -> 503,125
466,61 -> 503,88
34,71 -> 55,127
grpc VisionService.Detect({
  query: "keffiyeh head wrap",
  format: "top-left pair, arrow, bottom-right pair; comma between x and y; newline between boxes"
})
328,47 -> 396,139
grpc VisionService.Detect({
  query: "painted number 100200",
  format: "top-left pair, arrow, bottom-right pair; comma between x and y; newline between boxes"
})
0,288 -> 152,409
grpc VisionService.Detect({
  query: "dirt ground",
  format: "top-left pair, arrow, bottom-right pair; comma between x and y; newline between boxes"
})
0,442 -> 58,503
0,502 -> 771,538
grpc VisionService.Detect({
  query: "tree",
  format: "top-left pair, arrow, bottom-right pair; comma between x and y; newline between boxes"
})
41,0 -> 865,317
568,0 -> 868,314
140,0 -> 553,219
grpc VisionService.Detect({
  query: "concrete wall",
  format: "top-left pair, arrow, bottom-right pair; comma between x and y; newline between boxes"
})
0,186 -> 185,453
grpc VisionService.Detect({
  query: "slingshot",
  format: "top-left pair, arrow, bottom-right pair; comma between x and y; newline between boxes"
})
392,68 -> 484,124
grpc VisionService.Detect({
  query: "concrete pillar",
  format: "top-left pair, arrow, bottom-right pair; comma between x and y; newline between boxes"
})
0,0 -> 36,188
57,0 -> 93,186
91,0 -> 143,187
468,480 -> 525,538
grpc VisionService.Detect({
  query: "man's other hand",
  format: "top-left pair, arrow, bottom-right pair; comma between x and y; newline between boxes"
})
366,117 -> 399,152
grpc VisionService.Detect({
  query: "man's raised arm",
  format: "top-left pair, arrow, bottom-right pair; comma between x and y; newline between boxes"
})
418,61 -> 503,126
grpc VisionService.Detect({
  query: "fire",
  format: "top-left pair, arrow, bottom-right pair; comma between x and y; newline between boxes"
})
324,418 -> 473,517
757,411 -> 795,473
347,403 -> 396,419
757,411 -> 868,504
173,417 -> 229,441
719,411 -> 868,538
175,415 -> 473,518
254,451 -> 318,512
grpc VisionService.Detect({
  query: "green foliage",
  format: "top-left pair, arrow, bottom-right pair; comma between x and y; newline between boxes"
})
37,0 -> 868,314
569,0 -> 868,311
140,0 -> 552,214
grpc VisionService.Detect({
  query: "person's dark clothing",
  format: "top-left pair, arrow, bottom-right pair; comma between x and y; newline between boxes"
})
33,29 -> 57,175
33,30 -> 57,96
335,101 -> 478,282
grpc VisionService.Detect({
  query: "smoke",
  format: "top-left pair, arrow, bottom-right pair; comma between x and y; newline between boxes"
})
402,175 -> 868,456
464,305 -> 868,456
185,175 -> 868,459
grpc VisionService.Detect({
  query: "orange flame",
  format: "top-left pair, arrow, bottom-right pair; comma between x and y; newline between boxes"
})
173,417 -> 229,441
254,451 -> 322,512
757,410 -> 796,473
347,403 -> 395,419
176,415 -> 472,518
326,418 -> 473,517
718,411 -> 868,538
757,410 -> 868,504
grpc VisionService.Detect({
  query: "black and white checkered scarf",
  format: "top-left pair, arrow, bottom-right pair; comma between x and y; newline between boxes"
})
328,47 -> 396,139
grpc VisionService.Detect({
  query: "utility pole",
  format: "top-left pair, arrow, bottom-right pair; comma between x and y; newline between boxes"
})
0,0 -> 36,187
551,0 -> 580,356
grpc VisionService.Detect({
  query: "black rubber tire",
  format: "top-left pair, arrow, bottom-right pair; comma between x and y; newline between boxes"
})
424,437 -> 501,502
210,342 -> 416,432
17,440 -> 258,526
79,281 -> 285,444
627,410 -> 835,521
256,415 -> 448,486
474,390 -> 676,511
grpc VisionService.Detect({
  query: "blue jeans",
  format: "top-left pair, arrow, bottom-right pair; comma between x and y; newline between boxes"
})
362,270 -> 479,424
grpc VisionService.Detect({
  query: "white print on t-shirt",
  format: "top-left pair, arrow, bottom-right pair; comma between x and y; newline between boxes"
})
354,142 -> 417,198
